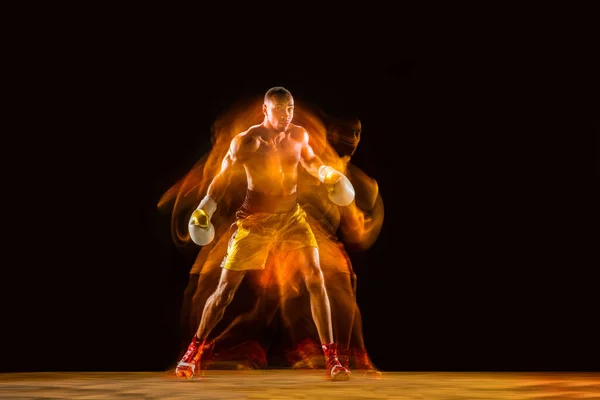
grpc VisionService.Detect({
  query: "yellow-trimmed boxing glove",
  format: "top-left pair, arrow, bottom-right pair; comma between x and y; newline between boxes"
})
189,195 -> 217,246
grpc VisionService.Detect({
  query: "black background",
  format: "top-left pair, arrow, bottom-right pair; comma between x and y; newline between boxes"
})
3,14 -> 599,374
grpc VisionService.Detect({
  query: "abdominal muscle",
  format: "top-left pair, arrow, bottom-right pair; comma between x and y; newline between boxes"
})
244,163 -> 299,196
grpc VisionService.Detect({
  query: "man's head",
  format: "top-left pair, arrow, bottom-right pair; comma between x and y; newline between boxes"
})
263,86 -> 294,132
327,116 -> 362,158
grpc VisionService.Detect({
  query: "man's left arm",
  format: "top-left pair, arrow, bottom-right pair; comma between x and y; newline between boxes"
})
299,130 -> 355,206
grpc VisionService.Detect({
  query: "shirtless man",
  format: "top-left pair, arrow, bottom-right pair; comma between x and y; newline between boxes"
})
175,87 -> 355,381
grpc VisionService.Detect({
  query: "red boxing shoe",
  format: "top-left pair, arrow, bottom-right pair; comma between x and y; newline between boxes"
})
322,343 -> 351,381
175,336 -> 209,379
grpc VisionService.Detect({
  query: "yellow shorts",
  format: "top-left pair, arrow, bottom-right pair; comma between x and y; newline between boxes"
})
221,204 -> 319,271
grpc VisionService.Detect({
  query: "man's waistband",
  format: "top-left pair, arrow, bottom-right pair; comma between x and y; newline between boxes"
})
239,189 -> 298,214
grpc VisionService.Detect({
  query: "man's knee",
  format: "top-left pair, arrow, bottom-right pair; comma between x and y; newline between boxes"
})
304,263 -> 326,293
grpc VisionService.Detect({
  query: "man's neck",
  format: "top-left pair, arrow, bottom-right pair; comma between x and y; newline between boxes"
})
261,121 -> 285,137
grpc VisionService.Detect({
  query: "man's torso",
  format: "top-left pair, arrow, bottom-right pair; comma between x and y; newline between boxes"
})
236,125 -> 305,196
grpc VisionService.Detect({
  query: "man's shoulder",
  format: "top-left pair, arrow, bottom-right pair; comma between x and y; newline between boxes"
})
231,125 -> 263,152
245,124 -> 265,135
288,124 -> 308,142
236,125 -> 264,141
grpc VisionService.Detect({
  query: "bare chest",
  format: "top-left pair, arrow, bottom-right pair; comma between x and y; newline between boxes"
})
250,136 -> 301,168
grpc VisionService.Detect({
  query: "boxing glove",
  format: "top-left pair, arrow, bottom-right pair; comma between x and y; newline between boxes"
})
318,165 -> 355,206
189,195 -> 217,246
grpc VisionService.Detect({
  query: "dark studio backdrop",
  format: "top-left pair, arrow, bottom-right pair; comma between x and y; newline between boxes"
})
3,21 -> 598,374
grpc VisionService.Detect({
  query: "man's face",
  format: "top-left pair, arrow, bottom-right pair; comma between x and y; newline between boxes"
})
263,95 -> 294,132
329,118 -> 362,157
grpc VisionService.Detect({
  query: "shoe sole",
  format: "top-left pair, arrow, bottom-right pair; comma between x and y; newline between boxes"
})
331,371 -> 351,381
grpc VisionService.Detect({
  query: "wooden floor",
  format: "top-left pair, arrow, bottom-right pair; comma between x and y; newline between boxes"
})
0,370 -> 599,399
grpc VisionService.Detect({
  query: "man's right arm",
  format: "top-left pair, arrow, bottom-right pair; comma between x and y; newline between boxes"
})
189,136 -> 241,245
205,142 -> 238,203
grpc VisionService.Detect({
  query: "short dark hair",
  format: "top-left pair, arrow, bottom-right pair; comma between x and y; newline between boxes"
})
264,86 -> 292,103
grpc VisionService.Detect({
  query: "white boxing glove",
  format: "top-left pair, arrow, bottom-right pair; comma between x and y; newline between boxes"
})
189,195 -> 218,246
318,165 -> 355,206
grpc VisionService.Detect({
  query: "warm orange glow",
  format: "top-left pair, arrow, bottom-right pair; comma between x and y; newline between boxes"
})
160,94 -> 384,371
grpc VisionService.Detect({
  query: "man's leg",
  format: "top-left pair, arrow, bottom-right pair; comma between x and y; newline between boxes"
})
190,268 -> 222,336
279,271 -> 360,371
290,246 -> 350,381
196,268 -> 247,340
175,268 -> 247,378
